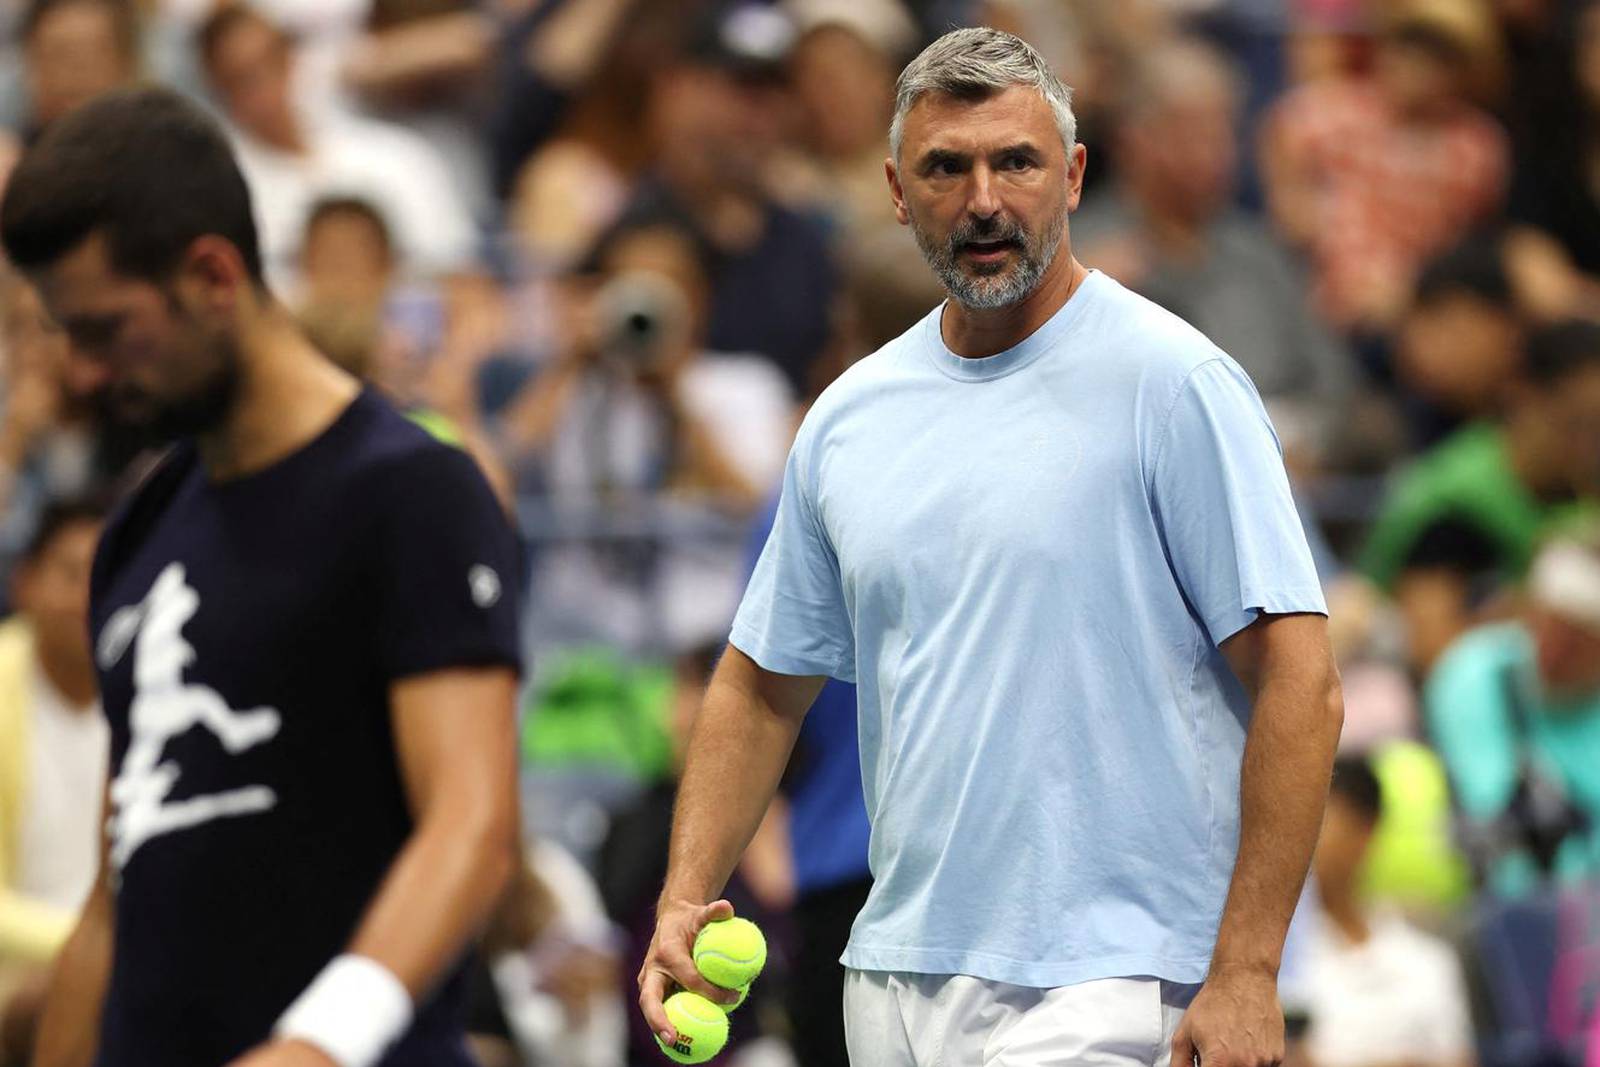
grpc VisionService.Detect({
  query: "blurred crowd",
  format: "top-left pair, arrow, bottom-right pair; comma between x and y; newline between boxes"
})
1,0 -> 1599,1064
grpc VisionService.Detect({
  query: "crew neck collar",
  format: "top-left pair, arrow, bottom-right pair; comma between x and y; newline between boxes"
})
923,270 -> 1103,382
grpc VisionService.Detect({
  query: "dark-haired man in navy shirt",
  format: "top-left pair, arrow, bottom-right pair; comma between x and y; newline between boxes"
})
1,87 -> 521,1067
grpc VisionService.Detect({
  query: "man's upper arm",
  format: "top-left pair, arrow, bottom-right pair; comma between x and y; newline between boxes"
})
1220,612 -> 1335,699
729,433 -> 855,682
388,668 -> 519,820
371,444 -> 521,683
1150,358 -> 1327,648
714,643 -> 827,724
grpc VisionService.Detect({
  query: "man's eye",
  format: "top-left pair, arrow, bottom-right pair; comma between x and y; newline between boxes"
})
1003,155 -> 1034,171
933,160 -> 962,176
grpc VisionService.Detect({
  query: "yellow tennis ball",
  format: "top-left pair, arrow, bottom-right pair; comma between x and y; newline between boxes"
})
656,991 -> 729,1064
693,917 -> 767,989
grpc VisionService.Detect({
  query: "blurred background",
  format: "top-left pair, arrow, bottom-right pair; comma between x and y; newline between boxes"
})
1,0 -> 1600,1064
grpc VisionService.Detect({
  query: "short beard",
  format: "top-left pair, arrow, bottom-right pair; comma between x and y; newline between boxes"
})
111,340 -> 242,446
911,205 -> 1067,311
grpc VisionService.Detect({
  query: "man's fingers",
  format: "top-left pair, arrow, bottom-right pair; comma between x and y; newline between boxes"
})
699,899 -> 735,925
1170,1024 -> 1197,1067
638,969 -> 675,1042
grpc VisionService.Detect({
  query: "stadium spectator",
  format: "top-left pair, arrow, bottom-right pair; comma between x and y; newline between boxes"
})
1359,320 -> 1600,672
294,195 -> 514,506
781,0 -> 938,352
1301,755 -> 1477,1067
1392,233 -> 1525,449
1426,530 -> 1600,896
624,1 -> 840,398
1262,0 -> 1508,335
0,502 -> 105,1067
339,0 -> 501,225
1504,0 -> 1600,316
503,214 -> 791,654
0,273 -> 105,607
198,2 -> 480,290
490,0 -> 645,206
14,0 -> 140,138
1072,36 -> 1354,448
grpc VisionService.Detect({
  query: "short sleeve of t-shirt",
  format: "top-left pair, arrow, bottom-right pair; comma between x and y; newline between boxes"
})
368,444 -> 522,682
1151,358 -> 1327,646
729,438 -> 855,682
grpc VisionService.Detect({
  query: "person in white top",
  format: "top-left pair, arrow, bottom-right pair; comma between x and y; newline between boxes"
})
0,501 -> 107,1064
1304,756 -> 1477,1067
196,3 -> 479,293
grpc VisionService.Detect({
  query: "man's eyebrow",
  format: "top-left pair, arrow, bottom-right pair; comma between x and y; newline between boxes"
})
995,142 -> 1043,158
918,147 -> 967,170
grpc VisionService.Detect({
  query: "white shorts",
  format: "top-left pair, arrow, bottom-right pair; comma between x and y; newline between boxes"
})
841,969 -> 1201,1067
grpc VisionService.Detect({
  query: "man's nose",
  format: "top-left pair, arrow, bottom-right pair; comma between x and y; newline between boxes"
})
966,165 -> 1002,220
64,347 -> 113,398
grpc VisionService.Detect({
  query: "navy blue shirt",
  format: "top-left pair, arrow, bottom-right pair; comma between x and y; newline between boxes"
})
88,388 -> 520,1065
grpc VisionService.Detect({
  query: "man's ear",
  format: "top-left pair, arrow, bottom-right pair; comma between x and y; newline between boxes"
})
886,157 -> 911,227
1065,142 -> 1089,214
176,235 -> 252,316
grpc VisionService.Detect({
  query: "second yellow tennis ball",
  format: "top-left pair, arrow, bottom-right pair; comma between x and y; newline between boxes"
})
656,992 -> 729,1064
693,917 -> 767,989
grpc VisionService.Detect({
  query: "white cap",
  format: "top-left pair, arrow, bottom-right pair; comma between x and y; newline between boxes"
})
784,0 -> 918,57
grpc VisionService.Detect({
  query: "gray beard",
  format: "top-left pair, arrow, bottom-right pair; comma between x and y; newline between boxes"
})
911,206 -> 1067,311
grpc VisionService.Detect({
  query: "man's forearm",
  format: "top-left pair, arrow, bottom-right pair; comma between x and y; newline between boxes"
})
346,804 -> 516,997
31,881 -> 112,1067
660,655 -> 812,907
1211,667 -> 1342,977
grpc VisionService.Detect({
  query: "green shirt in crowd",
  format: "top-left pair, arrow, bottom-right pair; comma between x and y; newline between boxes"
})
1360,423 -> 1595,590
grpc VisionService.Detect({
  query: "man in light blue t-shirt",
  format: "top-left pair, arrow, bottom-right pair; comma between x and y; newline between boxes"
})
639,27 -> 1342,1067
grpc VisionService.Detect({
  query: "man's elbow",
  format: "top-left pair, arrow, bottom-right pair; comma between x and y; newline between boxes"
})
433,788 -> 520,904
1320,662 -> 1345,747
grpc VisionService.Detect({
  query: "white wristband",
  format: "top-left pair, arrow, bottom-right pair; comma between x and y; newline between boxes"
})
275,954 -> 414,1067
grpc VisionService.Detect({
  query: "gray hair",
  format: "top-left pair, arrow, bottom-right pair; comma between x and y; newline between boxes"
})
889,27 -> 1077,163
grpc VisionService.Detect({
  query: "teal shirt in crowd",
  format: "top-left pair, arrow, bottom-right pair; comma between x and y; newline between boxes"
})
1426,622 -> 1600,895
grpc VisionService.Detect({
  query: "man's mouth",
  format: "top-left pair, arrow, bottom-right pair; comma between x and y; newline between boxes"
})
960,238 -> 1019,263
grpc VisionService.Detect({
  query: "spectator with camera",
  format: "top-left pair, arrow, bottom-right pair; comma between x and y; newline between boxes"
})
504,212 -> 791,654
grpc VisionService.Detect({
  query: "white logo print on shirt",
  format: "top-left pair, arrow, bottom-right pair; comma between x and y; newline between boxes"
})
109,562 -> 283,871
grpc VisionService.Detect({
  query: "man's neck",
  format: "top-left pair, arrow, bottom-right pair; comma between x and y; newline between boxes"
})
197,308 -> 362,482
941,253 -> 1088,359
35,644 -> 96,711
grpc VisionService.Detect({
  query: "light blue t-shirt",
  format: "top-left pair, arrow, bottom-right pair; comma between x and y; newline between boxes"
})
730,271 -> 1327,988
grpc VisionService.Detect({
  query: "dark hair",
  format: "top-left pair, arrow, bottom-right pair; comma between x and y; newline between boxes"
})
583,196 -> 717,280
1413,233 -> 1512,309
304,196 -> 394,261
0,87 -> 263,284
197,3 -> 282,73
22,497 -> 106,563
1329,755 -> 1383,826
22,0 -> 139,60
1525,320 -> 1600,389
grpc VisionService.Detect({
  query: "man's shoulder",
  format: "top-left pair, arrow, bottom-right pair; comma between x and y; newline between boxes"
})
336,393 -> 488,502
801,310 -> 936,428
1083,271 -> 1233,383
